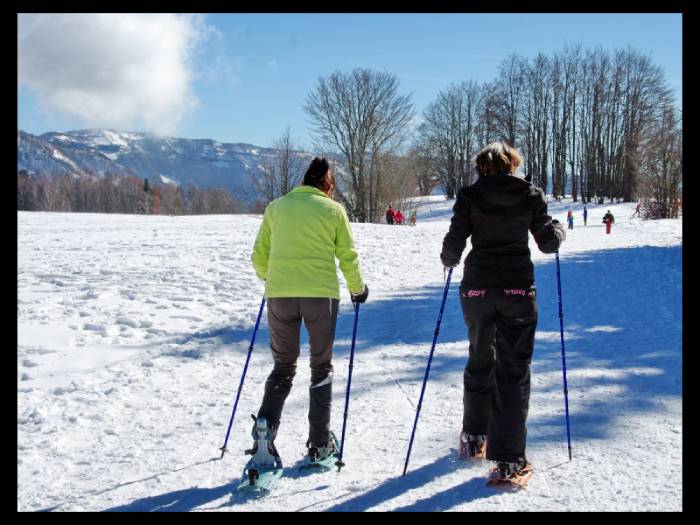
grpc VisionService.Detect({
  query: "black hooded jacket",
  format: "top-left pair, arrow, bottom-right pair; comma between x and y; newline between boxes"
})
441,174 -> 565,288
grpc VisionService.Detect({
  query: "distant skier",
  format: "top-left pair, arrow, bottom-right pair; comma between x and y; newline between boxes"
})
583,206 -> 588,226
602,210 -> 615,234
440,142 -> 565,487
409,211 -> 417,226
251,156 -> 368,465
632,202 -> 641,218
394,209 -> 405,226
567,210 -> 574,230
385,205 -> 395,225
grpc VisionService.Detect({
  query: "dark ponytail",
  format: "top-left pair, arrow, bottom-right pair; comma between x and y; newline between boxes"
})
303,157 -> 331,190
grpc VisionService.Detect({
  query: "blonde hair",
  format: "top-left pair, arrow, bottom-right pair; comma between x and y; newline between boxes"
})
474,142 -> 523,177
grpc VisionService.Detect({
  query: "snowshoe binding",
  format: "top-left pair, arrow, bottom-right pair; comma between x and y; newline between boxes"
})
486,457 -> 533,489
236,415 -> 283,495
459,432 -> 487,459
299,432 -> 340,471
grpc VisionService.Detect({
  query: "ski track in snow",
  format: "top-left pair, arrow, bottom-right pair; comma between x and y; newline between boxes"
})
18,199 -> 682,511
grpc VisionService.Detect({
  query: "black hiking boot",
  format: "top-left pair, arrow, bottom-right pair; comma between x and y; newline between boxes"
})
494,457 -> 531,480
306,436 -> 337,462
459,432 -> 487,458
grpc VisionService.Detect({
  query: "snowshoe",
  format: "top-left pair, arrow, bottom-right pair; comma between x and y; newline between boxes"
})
459,432 -> 487,459
299,432 -> 340,471
236,416 -> 283,495
486,457 -> 533,489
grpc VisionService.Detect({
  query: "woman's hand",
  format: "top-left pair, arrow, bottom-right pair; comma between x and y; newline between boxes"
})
351,284 -> 369,304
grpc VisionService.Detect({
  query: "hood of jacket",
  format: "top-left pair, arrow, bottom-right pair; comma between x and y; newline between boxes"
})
467,173 -> 539,208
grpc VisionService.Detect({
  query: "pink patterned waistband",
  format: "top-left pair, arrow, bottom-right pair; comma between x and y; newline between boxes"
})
462,288 -> 536,298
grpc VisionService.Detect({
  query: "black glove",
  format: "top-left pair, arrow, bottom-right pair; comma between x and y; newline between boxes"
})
551,219 -> 566,242
351,284 -> 369,304
440,254 -> 459,269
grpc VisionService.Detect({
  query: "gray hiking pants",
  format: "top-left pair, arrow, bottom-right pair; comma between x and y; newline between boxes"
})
257,297 -> 339,446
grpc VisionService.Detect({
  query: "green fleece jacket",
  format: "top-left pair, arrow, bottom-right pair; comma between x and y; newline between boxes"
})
251,185 -> 365,299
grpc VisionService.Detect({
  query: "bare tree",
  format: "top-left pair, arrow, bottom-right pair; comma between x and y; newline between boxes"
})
416,81 -> 483,198
407,145 -> 438,196
17,170 -> 37,210
372,152 -> 421,220
522,53 -> 551,191
563,45 -> 582,201
459,80 -> 483,187
550,47 -> 578,199
638,104 -> 682,218
417,87 -> 460,199
251,127 -> 307,205
493,54 -> 527,147
476,81 -> 501,147
304,68 -> 415,222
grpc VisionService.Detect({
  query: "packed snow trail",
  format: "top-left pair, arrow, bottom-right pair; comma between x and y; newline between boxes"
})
18,199 -> 681,511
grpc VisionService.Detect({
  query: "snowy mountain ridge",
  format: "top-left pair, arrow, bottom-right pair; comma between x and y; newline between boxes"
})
17,129 -> 314,198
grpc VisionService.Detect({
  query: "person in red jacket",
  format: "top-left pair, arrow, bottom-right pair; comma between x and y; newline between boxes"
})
394,209 -> 405,225
632,202 -> 641,218
385,206 -> 395,225
602,210 -> 615,234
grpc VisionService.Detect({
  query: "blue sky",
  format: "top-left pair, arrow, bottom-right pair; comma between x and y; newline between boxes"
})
18,13 -> 682,149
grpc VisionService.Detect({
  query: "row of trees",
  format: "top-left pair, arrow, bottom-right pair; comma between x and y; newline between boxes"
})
250,127 -> 308,204
415,46 -> 681,206
17,171 -> 245,215
286,45 -> 680,222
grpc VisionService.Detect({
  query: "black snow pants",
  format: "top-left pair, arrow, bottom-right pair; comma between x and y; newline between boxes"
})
257,297 -> 339,447
460,286 -> 538,463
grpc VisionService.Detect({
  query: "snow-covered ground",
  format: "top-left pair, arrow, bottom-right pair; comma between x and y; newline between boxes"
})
17,196 -> 682,511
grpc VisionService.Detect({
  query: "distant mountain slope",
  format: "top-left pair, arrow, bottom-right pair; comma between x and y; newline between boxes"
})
17,129 -> 313,197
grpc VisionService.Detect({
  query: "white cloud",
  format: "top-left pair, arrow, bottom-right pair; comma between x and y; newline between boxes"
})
18,13 -> 213,135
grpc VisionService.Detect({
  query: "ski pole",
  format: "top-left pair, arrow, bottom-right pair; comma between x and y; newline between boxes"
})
403,267 -> 453,476
555,252 -> 573,461
335,301 -> 360,472
219,296 -> 266,459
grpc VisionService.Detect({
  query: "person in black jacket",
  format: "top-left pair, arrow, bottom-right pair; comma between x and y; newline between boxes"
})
440,141 -> 565,483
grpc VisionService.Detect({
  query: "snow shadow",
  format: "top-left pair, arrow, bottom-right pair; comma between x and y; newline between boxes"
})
183,245 -> 680,445
38,458 -> 220,512
104,483 -> 236,512
324,451 -> 494,512
334,245 -> 681,443
319,245 -> 681,512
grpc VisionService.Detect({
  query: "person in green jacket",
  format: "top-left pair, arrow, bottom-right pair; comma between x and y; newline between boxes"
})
250,156 -> 369,462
